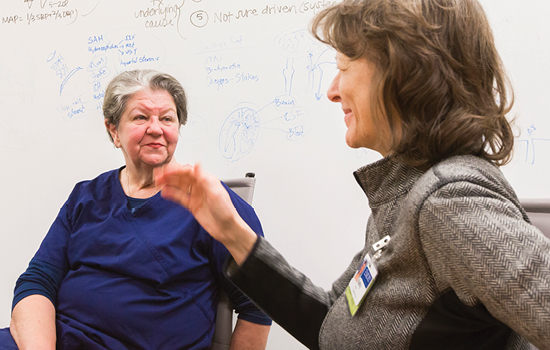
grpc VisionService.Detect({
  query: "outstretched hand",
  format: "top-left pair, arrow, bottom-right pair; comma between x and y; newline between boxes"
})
154,162 -> 257,264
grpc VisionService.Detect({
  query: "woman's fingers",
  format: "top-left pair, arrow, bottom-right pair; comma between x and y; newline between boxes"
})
155,163 -> 196,208
160,184 -> 191,208
155,163 -> 193,186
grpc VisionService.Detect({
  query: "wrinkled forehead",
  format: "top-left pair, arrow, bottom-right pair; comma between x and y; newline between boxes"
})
124,89 -> 176,114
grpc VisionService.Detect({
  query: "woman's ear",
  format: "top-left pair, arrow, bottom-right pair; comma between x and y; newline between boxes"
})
105,120 -> 121,148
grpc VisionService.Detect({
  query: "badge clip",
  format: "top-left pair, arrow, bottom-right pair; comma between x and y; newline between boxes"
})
372,235 -> 391,260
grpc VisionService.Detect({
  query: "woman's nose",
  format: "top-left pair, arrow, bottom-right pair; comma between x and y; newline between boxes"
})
147,117 -> 163,135
327,72 -> 341,103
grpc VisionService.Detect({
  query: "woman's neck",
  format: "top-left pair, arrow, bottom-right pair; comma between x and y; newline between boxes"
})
122,166 -> 160,199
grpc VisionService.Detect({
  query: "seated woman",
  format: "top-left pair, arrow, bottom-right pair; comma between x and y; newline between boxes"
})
0,69 -> 271,349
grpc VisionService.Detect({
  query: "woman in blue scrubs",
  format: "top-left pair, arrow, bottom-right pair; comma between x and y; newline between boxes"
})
2,70 -> 271,349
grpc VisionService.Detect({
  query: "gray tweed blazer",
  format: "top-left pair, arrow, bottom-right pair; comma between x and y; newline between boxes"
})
227,155 -> 550,350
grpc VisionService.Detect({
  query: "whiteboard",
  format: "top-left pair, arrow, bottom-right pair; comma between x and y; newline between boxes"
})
0,1 -> 548,348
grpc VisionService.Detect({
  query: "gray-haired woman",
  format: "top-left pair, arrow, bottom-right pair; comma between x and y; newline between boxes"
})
2,70 -> 271,350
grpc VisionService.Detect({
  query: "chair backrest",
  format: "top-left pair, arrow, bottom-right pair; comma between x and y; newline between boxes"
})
210,173 -> 256,350
223,173 -> 257,205
521,199 -> 550,239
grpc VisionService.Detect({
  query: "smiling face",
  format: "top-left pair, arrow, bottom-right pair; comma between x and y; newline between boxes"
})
106,89 -> 179,171
327,53 -> 394,156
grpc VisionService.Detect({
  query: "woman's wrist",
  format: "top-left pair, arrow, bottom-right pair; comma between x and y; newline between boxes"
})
222,215 -> 258,266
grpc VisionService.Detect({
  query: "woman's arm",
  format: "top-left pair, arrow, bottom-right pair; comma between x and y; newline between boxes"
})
225,238 -> 330,350
156,163 -> 330,349
10,295 -> 56,350
9,258 -> 66,350
10,203 -> 71,349
229,319 -> 270,350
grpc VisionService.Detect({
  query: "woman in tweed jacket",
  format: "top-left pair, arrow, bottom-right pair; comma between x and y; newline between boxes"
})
156,0 -> 550,349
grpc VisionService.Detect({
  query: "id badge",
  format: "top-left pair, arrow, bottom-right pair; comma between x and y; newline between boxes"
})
345,253 -> 378,316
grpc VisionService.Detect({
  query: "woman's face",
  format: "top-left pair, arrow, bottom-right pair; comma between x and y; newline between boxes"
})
107,89 -> 180,170
327,53 -> 393,156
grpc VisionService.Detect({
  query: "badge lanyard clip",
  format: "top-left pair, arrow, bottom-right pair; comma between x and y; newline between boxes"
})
373,235 -> 391,260
345,235 -> 391,316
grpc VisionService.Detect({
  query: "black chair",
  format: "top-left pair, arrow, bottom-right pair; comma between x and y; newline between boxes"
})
521,199 -> 550,238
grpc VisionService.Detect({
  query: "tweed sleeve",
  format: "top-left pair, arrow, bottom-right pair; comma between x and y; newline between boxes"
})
226,237 -> 330,350
418,181 -> 550,349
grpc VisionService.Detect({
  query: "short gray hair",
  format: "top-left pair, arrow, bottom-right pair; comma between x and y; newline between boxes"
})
103,69 -> 188,142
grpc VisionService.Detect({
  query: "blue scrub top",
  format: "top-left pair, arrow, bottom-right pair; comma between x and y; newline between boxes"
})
15,168 -> 269,349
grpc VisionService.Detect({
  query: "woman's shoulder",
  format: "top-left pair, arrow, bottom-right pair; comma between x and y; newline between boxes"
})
66,168 -> 122,205
408,155 -> 520,211
415,156 -> 509,192
430,155 -> 502,181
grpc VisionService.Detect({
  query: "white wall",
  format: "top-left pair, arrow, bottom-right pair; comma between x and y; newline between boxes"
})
0,0 -> 549,348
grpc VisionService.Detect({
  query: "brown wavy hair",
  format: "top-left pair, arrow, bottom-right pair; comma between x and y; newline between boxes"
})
311,0 -> 514,169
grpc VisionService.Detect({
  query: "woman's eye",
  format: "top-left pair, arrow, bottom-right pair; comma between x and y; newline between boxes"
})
135,115 -> 146,120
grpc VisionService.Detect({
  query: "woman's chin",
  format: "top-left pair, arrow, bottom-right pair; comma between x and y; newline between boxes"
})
137,156 -> 171,169
345,135 -> 361,149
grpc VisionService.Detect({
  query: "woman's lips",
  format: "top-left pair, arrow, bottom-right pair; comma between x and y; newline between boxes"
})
343,109 -> 352,125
